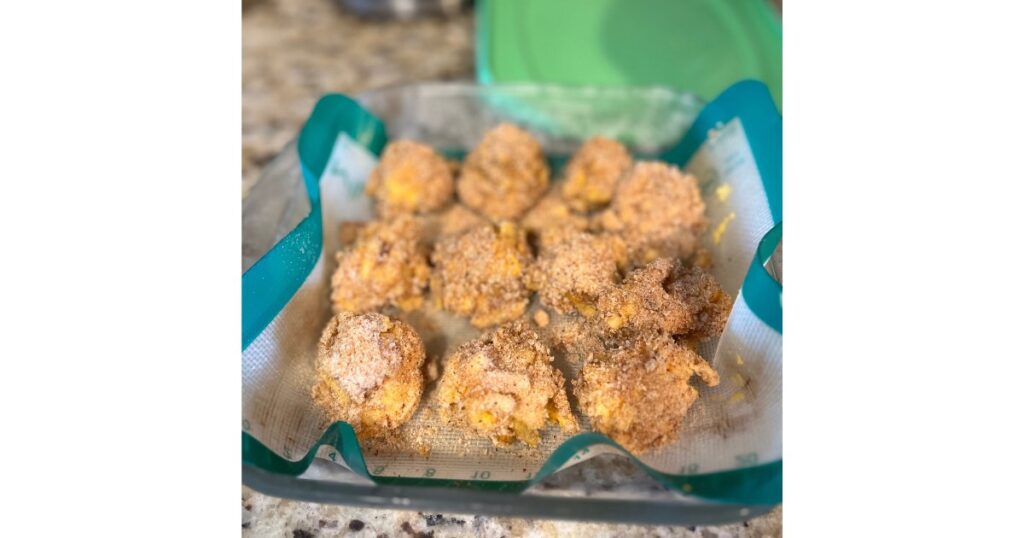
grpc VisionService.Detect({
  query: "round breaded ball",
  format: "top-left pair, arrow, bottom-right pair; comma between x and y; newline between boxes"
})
593,258 -> 692,338
574,334 -> 718,453
330,215 -> 430,314
365,140 -> 454,215
438,321 -> 577,446
457,124 -> 549,221
593,258 -> 733,343
561,137 -> 633,212
525,230 -> 620,316
310,312 -> 426,438
430,222 -> 533,328
595,161 -> 708,267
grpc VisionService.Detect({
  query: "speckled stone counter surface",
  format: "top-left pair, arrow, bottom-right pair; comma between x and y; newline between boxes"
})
242,0 -> 780,534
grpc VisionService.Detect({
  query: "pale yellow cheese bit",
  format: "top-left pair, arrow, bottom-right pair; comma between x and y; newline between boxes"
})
712,211 -> 737,245
715,183 -> 733,203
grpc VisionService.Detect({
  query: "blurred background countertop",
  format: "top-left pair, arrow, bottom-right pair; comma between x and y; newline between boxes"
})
243,0 -> 473,192
242,0 -> 780,535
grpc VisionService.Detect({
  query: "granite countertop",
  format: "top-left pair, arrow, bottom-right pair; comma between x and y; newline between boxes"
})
242,0 -> 781,535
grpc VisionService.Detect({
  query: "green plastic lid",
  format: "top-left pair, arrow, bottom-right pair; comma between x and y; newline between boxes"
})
476,0 -> 782,106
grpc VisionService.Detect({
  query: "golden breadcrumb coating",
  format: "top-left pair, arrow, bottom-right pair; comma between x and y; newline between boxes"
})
593,258 -> 692,336
520,191 -> 590,250
330,215 -> 430,314
457,124 -> 550,221
365,140 -> 454,215
574,334 -> 718,453
437,203 -> 487,238
438,321 -> 578,446
430,222 -> 533,328
592,258 -> 733,342
311,312 -> 426,438
525,230 -> 620,316
545,315 -> 606,367
561,137 -> 633,212
666,263 -> 733,342
595,161 -> 708,267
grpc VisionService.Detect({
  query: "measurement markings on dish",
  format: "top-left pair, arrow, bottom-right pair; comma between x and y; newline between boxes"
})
735,452 -> 759,467
679,463 -> 700,474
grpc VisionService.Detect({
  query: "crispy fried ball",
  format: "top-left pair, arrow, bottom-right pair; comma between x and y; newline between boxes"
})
437,203 -> 487,238
561,137 -> 633,212
365,140 -> 454,215
595,161 -> 708,267
525,230 -> 620,316
520,191 -> 590,250
457,124 -> 550,221
311,312 -> 426,438
574,334 -> 719,453
330,215 -> 430,314
666,263 -> 733,342
438,321 -> 577,446
431,222 -> 533,328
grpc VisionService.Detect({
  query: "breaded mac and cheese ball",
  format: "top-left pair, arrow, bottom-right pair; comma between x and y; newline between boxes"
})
595,161 -> 708,267
330,215 -> 430,314
574,334 -> 718,453
593,258 -> 691,337
430,222 -> 534,328
561,137 -> 633,212
311,312 -> 426,438
526,230 -> 620,316
592,258 -> 732,342
457,124 -> 550,221
365,140 -> 454,215
438,321 -> 577,446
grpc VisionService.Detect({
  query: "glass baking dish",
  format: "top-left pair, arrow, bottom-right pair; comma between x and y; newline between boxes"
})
242,82 -> 782,524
